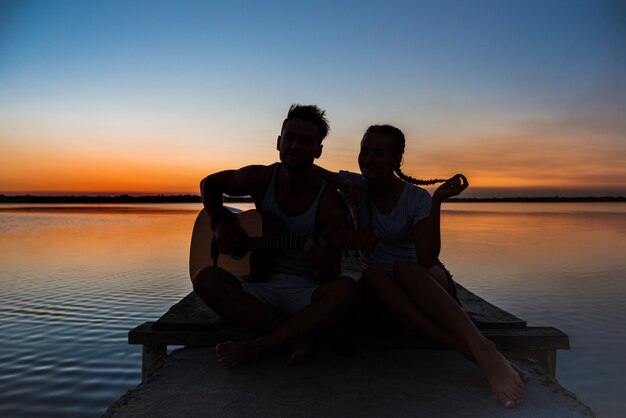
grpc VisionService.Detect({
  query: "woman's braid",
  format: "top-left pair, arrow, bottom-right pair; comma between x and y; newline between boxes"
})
394,168 -> 446,185
365,124 -> 446,186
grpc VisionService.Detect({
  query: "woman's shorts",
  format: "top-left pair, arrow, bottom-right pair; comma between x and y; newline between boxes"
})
434,260 -> 461,306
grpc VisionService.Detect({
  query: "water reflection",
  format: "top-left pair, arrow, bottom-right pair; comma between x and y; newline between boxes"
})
0,206 -> 203,417
441,207 -> 626,285
0,203 -> 624,417
438,204 -> 626,417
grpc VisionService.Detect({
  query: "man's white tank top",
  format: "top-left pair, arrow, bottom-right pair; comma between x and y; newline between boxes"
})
259,163 -> 329,277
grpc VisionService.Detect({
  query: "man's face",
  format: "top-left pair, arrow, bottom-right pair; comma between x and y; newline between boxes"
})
276,119 -> 323,171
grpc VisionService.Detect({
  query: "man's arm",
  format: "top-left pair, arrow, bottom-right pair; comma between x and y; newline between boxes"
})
200,165 -> 268,214
313,165 -> 363,206
200,165 -> 271,253
305,188 -> 350,281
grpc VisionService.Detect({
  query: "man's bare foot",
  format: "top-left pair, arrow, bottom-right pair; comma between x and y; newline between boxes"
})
215,340 -> 263,369
287,340 -> 313,365
474,341 -> 525,408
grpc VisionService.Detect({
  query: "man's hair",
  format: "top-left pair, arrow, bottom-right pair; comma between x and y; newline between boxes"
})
282,104 -> 330,141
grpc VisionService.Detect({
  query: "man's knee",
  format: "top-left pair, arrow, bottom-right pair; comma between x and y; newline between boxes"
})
317,276 -> 361,310
192,266 -> 234,298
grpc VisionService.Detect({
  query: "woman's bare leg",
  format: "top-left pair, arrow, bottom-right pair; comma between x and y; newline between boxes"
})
361,265 -> 471,358
393,259 -> 525,408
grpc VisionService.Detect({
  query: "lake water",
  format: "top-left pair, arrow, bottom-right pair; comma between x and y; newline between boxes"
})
0,202 -> 624,417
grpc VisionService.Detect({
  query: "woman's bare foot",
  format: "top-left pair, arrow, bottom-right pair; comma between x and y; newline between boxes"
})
461,347 -> 529,384
510,362 -> 530,383
287,340 -> 313,365
473,340 -> 525,408
215,340 -> 263,369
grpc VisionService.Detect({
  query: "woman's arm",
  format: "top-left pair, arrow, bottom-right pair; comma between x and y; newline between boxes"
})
415,174 -> 469,268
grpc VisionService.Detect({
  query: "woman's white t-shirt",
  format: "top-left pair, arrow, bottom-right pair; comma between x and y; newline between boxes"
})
340,171 -> 432,274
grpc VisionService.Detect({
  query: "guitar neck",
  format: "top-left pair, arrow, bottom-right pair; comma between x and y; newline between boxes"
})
247,234 -> 308,251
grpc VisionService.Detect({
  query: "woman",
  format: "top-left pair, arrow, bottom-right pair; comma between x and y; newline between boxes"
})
319,124 -> 527,408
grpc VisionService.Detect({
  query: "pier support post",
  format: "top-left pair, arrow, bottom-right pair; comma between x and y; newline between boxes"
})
532,349 -> 557,378
142,344 -> 166,383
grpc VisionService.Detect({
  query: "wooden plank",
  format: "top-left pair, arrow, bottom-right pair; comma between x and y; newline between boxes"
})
129,322 -> 255,346
154,292 -> 224,331
481,326 -> 570,351
131,322 -> 568,352
155,285 -> 527,333
456,285 -> 527,329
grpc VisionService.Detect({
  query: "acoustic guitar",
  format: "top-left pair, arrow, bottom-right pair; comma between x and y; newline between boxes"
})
189,208 -> 376,281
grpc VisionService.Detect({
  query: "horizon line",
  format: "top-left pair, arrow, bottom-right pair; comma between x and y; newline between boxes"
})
1,193 -> 625,203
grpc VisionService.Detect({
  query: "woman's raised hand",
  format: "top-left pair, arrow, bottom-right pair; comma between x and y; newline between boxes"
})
433,174 -> 469,200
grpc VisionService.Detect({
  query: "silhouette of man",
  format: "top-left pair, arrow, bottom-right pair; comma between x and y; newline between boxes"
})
192,104 -> 360,368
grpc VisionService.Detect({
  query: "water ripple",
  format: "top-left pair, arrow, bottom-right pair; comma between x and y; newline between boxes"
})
1,204 -> 624,417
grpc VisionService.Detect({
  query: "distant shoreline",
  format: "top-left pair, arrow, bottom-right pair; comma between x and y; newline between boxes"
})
1,194 -> 624,203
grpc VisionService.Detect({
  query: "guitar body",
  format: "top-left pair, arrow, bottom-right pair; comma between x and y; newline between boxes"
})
189,207 -> 376,281
189,208 -> 271,281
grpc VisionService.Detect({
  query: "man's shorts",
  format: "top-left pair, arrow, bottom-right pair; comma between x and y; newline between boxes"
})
237,273 -> 321,317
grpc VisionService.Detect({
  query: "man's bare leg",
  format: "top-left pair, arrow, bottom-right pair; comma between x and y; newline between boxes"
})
213,276 -> 360,368
393,260 -> 525,408
192,266 -> 282,332
192,266 -> 291,368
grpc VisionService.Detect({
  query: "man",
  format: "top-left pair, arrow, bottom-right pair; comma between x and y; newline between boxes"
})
192,104 -> 360,368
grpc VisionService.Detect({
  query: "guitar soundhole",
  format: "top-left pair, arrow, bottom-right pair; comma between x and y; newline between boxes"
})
230,232 -> 249,260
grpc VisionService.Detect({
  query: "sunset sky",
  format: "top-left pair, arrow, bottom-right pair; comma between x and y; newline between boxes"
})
1,0 -> 624,197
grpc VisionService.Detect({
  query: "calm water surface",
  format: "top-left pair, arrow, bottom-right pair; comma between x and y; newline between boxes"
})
0,202 -> 624,417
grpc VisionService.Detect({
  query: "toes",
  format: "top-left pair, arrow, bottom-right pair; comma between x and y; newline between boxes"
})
496,380 -> 525,409
510,362 -> 530,383
500,393 -> 523,409
502,399 -> 516,409
287,343 -> 312,366
218,357 -> 235,369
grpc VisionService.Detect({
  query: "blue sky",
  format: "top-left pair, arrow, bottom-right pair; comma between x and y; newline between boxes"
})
1,0 -> 624,196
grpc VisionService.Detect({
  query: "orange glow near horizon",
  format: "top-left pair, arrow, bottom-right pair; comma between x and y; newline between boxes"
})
2,122 -> 624,197
1,153 -> 624,197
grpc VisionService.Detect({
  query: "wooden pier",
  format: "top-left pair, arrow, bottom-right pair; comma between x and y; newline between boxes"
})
128,284 -> 569,383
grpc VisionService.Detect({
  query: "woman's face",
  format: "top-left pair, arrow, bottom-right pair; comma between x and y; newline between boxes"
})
358,132 -> 402,180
